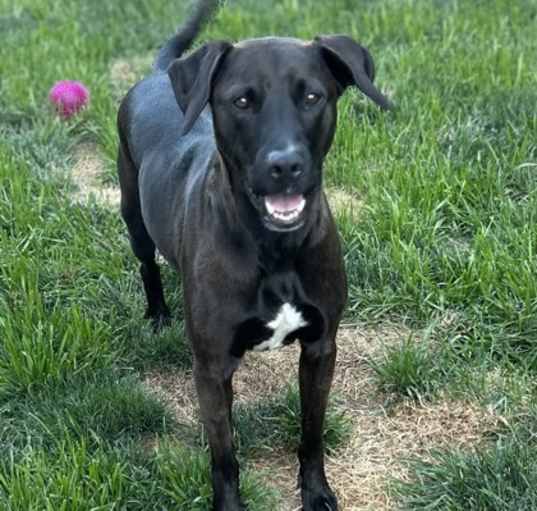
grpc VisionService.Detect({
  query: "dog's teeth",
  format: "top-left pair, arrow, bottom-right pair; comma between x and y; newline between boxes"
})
264,194 -> 306,223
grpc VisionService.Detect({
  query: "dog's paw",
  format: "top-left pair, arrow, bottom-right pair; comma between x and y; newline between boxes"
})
212,500 -> 247,511
145,306 -> 172,332
301,483 -> 338,511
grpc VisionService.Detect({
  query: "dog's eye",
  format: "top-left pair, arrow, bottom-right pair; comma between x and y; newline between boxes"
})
304,92 -> 321,106
234,96 -> 250,109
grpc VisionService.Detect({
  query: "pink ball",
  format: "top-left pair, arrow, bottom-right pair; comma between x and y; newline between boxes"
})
48,80 -> 90,118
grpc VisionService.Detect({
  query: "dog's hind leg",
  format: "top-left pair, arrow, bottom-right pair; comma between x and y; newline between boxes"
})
117,140 -> 171,329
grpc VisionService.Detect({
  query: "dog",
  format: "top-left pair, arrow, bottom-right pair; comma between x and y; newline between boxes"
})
117,1 -> 391,509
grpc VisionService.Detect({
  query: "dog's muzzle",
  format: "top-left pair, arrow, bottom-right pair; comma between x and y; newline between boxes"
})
246,146 -> 316,232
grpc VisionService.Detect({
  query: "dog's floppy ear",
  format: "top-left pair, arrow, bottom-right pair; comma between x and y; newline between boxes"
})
168,41 -> 232,135
314,35 -> 392,110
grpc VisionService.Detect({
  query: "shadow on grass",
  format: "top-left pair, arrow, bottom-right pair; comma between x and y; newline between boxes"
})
0,435 -> 279,510
0,370 -> 174,455
232,384 -> 352,457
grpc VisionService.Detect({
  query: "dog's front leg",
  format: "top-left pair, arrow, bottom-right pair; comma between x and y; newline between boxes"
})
298,338 -> 338,511
193,359 -> 244,511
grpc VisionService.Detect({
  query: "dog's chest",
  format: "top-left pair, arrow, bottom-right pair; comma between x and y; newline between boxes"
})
253,303 -> 308,352
231,298 -> 324,358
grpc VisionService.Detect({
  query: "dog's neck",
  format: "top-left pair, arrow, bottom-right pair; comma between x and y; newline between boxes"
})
210,153 -> 327,271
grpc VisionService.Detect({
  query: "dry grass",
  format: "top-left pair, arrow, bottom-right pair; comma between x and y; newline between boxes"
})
144,370 -> 197,427
109,54 -> 153,99
332,398 -> 498,510
142,323 -> 499,510
326,187 -> 363,219
70,143 -> 121,207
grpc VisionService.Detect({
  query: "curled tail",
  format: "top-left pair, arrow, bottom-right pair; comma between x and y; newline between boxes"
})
154,0 -> 219,71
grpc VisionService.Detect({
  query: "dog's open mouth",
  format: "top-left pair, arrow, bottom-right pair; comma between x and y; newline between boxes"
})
263,194 -> 306,230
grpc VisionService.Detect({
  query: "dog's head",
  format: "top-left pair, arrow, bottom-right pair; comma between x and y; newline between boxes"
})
168,36 -> 391,232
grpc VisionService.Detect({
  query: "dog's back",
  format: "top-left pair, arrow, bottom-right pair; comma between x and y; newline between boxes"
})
117,1 -> 219,265
118,75 -> 216,265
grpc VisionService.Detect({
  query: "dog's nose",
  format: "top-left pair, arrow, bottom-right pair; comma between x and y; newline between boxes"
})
266,147 -> 304,182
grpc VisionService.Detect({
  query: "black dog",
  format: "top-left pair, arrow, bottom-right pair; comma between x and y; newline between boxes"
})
117,1 -> 391,509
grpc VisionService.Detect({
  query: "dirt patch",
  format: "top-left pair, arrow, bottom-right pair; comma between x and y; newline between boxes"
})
326,187 -> 364,218
144,370 -> 197,427
212,323 -> 405,408
70,143 -> 120,207
143,323 -> 499,509
332,398 -> 498,510
311,324 -> 496,510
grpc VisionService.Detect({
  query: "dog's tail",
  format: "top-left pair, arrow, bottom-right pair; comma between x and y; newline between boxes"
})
154,0 -> 219,71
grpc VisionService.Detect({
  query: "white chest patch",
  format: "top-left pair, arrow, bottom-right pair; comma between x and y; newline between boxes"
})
253,303 -> 308,351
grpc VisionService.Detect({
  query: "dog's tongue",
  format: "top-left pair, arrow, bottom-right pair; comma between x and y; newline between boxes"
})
264,194 -> 304,213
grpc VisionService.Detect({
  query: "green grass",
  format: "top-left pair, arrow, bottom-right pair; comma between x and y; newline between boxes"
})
393,408 -> 537,510
0,371 -> 173,455
0,437 -> 277,510
154,441 -> 278,510
1,0 -> 537,508
233,384 -> 352,455
370,334 -> 442,400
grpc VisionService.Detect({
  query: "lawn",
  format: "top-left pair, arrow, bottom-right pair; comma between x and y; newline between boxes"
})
1,0 -> 536,509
